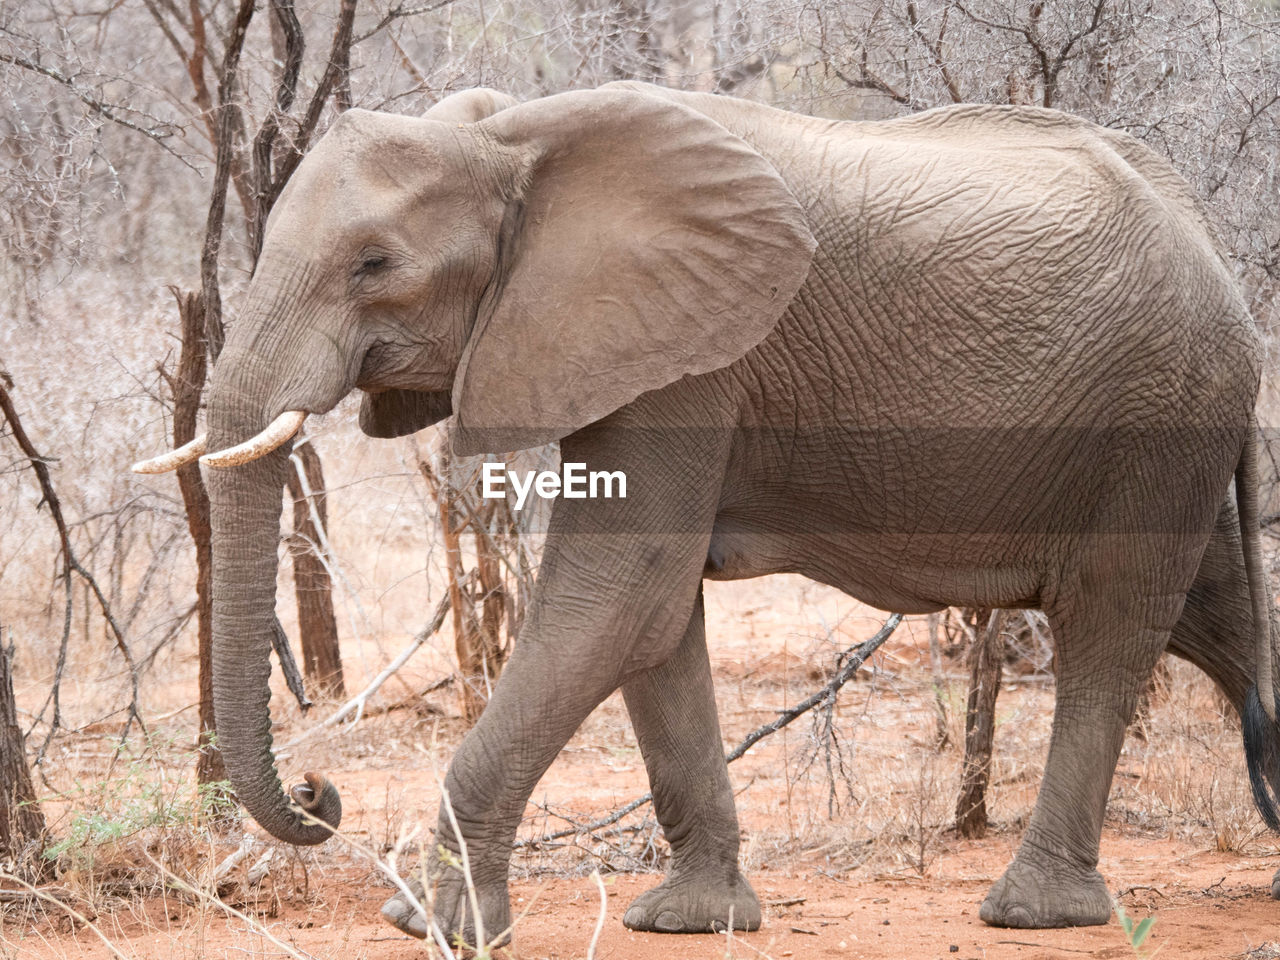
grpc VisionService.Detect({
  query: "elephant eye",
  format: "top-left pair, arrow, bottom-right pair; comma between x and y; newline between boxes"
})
355,254 -> 388,276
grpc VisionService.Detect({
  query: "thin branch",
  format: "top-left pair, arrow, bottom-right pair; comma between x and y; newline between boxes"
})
199,0 -> 256,361
140,0 -> 190,73
1052,0 -> 1110,70
727,612 -> 904,762
354,0 -> 463,45
829,59 -> 916,108
281,589 -> 455,747
906,0 -> 964,104
269,0 -> 359,195
0,51 -> 180,145
249,0 -> 307,262
271,618 -> 313,711
0,381 -> 145,753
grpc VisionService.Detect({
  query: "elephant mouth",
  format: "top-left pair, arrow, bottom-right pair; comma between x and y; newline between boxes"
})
355,335 -> 454,393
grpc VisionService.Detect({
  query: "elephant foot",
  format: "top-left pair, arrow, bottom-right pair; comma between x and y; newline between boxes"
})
622,870 -> 761,933
979,848 -> 1110,928
380,865 -> 512,948
1271,868 -> 1280,900
381,878 -> 429,939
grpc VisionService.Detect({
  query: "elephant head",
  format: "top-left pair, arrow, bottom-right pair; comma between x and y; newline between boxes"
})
132,85 -> 815,846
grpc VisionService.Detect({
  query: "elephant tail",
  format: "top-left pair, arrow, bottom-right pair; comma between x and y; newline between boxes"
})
1243,686 -> 1280,830
1237,411 -> 1280,829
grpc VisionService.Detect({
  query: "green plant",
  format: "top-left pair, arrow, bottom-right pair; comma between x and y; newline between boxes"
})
42,735 -> 233,878
1114,898 -> 1160,958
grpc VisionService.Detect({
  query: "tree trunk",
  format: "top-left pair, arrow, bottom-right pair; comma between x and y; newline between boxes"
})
285,439 -> 345,699
0,636 -> 46,870
169,289 -> 231,806
956,609 -> 1004,839
439,469 -> 495,725
474,499 -> 508,702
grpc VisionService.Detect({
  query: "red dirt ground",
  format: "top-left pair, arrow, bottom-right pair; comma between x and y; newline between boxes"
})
8,840 -> 1279,959
5,580 -> 1280,959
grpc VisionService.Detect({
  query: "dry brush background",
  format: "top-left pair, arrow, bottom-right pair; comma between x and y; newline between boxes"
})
2,0 -> 1280,957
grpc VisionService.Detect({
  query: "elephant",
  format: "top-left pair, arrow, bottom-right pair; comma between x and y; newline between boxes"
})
132,81 -> 1279,944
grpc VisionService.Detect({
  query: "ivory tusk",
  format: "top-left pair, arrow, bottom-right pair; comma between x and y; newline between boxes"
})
200,410 -> 307,468
131,434 -> 208,474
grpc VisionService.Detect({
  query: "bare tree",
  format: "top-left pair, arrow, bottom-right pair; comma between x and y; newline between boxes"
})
0,378 -> 143,751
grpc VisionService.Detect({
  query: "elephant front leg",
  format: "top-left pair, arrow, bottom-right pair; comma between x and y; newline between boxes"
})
621,587 -> 760,933
381,541 -> 716,945
380,417 -> 731,947
381,628 -> 641,946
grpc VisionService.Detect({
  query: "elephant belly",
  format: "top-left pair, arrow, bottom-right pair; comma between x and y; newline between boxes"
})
704,523 -> 1043,614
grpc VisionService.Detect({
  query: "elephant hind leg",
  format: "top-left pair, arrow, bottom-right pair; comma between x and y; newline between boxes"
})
981,559 -> 1187,928
620,587 -> 760,933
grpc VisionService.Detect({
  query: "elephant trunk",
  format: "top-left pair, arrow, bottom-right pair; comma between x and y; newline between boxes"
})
206,343 -> 346,845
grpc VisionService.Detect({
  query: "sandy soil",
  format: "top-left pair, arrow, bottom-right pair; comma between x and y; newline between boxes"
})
7,835 -> 1278,959
5,577 -> 1280,959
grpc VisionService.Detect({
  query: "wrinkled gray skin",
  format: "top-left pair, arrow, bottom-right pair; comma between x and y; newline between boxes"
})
198,81 -> 1276,943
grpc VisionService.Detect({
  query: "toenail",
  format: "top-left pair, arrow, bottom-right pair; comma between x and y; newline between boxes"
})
655,910 -> 685,932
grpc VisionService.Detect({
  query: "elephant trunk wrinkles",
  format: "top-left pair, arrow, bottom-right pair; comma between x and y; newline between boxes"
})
207,348 -> 344,846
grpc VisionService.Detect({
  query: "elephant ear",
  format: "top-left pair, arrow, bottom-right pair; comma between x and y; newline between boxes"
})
357,87 -> 519,440
450,87 -> 816,456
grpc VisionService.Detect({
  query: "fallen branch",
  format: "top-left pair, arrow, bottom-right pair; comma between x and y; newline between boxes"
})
281,591 -> 454,748
211,834 -> 257,891
0,885 -> 84,908
515,612 -> 904,849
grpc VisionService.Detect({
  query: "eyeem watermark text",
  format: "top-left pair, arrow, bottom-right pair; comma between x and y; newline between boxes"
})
482,462 -> 627,510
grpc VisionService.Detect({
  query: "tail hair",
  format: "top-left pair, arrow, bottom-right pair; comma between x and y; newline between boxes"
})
1243,684 -> 1280,831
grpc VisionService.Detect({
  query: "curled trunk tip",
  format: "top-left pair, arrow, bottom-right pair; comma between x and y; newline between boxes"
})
290,772 -> 343,832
